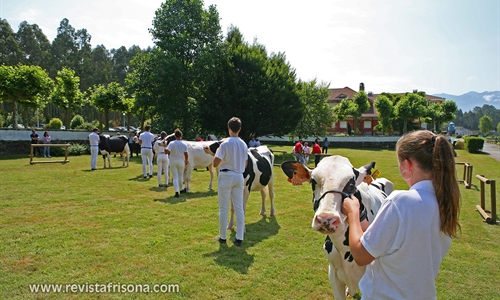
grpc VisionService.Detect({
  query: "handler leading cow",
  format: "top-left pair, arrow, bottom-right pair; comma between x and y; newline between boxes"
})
281,156 -> 392,300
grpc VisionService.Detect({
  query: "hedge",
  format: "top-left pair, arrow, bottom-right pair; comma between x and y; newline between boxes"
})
463,136 -> 485,153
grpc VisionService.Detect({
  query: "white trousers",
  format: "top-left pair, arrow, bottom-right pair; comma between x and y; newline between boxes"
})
157,154 -> 169,185
90,146 -> 99,169
141,148 -> 154,176
170,158 -> 185,193
218,172 -> 245,240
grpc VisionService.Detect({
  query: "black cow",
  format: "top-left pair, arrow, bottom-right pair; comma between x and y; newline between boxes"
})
99,134 -> 130,168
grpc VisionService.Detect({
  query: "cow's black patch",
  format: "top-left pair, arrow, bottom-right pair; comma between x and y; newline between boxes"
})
352,168 -> 360,180
208,142 -> 221,155
343,228 -> 349,246
244,153 -> 255,192
324,236 -> 333,254
344,251 -> 354,262
244,149 -> 272,192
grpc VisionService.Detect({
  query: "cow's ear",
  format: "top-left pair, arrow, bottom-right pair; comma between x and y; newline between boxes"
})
281,161 -> 311,186
353,161 -> 375,186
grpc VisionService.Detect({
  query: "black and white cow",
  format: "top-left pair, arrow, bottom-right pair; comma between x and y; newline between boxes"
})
229,145 -> 275,230
98,134 -> 130,168
203,143 -> 275,230
281,156 -> 393,300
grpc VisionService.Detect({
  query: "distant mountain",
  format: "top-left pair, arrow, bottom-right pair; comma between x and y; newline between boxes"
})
433,91 -> 500,112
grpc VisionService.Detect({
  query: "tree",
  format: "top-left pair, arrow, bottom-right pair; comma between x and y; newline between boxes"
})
89,82 -> 127,130
197,26 -> 303,141
50,67 -> 84,129
0,19 -> 22,65
435,100 -> 457,132
15,21 -> 51,68
395,96 -> 413,133
479,115 -> 493,135
496,122 -> 500,134
374,94 -> 394,135
333,91 -> 370,135
291,79 -> 332,138
81,44 -> 113,89
0,65 -> 54,127
149,0 -> 222,135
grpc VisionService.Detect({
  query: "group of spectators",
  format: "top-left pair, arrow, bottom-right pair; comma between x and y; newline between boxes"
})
30,129 -> 52,158
293,137 -> 329,167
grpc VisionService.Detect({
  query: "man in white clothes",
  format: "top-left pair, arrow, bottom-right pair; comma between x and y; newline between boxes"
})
212,117 -> 248,247
88,128 -> 100,170
139,125 -> 155,178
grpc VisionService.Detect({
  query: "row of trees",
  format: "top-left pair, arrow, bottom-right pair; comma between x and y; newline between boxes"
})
2,0 -> 474,141
332,90 -> 458,135
454,105 -> 500,132
0,1 -> 334,140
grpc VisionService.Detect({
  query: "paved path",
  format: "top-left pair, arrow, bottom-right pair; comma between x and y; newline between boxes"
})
482,142 -> 500,162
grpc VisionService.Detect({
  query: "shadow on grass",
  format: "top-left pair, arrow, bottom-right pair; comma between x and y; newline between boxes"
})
153,189 -> 217,204
203,216 -> 281,274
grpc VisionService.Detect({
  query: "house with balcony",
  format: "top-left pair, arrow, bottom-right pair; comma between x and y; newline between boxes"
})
327,83 -> 446,135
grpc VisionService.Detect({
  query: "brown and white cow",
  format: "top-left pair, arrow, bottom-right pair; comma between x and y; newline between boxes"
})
281,155 -> 392,300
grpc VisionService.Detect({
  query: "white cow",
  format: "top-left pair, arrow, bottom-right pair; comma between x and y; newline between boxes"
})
281,156 -> 393,300
182,141 -> 221,193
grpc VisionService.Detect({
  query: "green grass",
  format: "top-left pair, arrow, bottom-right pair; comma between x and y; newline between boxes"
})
0,147 -> 499,299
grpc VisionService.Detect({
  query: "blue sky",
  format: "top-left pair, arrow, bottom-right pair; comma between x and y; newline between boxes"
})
1,0 -> 499,96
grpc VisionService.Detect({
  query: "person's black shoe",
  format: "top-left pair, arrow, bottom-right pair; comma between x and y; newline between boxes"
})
234,239 -> 242,247
149,175 -> 153,178
143,176 -> 147,179
174,192 -> 179,197
180,188 -> 186,194
216,237 -> 226,244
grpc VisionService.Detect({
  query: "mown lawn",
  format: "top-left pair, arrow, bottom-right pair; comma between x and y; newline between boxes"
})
0,146 -> 499,299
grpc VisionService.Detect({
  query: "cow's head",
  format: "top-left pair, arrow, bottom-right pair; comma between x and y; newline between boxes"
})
202,141 -> 222,156
281,155 -> 375,235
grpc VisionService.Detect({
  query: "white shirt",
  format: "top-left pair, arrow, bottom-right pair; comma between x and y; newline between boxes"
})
89,132 -> 99,146
139,131 -> 155,148
216,137 -> 248,174
359,180 -> 451,300
166,140 -> 188,160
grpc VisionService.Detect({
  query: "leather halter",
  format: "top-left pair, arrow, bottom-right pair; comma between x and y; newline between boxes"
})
313,177 -> 356,211
312,177 -> 367,222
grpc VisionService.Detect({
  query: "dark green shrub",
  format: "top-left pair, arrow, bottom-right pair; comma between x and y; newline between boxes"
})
46,118 -> 63,130
464,136 -> 485,153
70,115 -> 85,129
68,143 -> 89,156
76,122 -> 98,131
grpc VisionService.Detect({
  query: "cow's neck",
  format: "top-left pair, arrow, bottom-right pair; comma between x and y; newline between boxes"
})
328,227 -> 350,251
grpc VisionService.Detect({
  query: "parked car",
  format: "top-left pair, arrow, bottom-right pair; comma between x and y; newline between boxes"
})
8,124 -> 25,129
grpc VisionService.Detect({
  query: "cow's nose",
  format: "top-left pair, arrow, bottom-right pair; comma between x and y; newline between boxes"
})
313,213 -> 340,233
